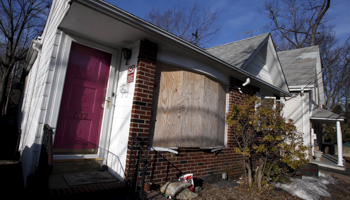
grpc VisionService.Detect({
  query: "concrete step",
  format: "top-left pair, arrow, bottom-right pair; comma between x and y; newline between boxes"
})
323,154 -> 338,163
322,154 -> 346,166
52,158 -> 102,174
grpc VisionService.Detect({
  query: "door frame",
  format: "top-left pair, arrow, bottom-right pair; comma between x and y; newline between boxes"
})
47,32 -> 120,160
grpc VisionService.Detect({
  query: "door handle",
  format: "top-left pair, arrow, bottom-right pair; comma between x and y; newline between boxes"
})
107,97 -> 110,109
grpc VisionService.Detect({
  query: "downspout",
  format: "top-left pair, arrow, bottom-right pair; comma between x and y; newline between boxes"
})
238,78 -> 250,93
32,39 -> 42,52
310,89 -> 314,156
301,90 -> 305,141
242,78 -> 250,87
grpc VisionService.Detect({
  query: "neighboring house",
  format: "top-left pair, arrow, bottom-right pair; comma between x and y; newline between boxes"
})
278,46 -> 345,167
206,33 -> 289,99
18,0 -> 291,187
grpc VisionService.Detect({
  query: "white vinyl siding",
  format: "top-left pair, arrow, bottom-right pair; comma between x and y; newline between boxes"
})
245,51 -> 273,84
284,92 -> 311,146
19,0 -> 70,186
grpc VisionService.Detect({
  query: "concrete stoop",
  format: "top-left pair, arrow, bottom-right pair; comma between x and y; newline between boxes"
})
52,158 -> 102,174
311,153 -> 346,171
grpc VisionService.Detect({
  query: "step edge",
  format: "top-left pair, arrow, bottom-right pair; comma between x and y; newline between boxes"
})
53,158 -> 103,163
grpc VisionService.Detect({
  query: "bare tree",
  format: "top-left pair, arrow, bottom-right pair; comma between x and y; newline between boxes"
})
145,2 -> 222,48
260,0 -> 330,50
318,28 -> 350,111
0,0 -> 50,115
260,0 -> 350,113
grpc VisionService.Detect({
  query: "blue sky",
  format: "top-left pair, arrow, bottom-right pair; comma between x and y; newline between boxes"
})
105,0 -> 350,48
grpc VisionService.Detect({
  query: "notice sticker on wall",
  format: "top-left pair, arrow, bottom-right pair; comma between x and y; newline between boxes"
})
127,65 -> 135,83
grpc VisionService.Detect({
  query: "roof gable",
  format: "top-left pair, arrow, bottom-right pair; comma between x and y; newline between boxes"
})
206,33 -> 269,68
206,33 -> 288,92
243,44 -> 273,84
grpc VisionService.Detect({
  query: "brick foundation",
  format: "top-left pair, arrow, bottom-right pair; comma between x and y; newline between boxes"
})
125,39 -> 260,185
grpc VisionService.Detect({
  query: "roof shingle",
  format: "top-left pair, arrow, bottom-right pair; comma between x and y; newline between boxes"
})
206,33 -> 270,68
277,46 -> 319,86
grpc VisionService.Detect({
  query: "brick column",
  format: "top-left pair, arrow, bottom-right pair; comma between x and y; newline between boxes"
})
125,39 -> 158,179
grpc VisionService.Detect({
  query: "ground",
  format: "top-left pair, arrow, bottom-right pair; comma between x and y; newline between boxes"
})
193,171 -> 350,200
327,176 -> 350,200
196,184 -> 300,200
1,107 -> 350,199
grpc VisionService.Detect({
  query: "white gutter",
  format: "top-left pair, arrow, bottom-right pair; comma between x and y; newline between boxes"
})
25,38 -> 43,72
32,40 -> 42,53
289,88 -> 313,91
74,0 -> 292,97
310,118 -> 344,121
289,85 -> 314,89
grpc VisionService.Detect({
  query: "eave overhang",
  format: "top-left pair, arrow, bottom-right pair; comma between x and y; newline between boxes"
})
60,0 -> 291,97
310,106 -> 345,124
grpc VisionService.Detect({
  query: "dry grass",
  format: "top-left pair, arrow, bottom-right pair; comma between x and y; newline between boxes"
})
194,172 -> 350,200
195,183 -> 301,200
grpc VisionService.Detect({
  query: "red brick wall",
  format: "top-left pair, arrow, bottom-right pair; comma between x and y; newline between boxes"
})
125,39 -> 158,178
125,38 -> 260,185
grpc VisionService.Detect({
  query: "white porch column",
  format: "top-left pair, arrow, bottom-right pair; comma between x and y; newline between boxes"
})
311,128 -> 315,156
336,121 -> 343,166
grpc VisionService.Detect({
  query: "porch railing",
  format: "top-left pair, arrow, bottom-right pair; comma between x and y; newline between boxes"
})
126,134 -> 150,199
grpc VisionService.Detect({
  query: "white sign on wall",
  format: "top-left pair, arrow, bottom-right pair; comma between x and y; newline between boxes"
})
127,65 -> 135,83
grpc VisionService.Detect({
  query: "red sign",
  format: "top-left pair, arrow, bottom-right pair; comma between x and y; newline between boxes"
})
127,65 -> 135,83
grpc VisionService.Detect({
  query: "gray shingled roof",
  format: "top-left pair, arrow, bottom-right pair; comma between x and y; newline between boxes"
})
277,46 -> 319,86
206,33 -> 269,68
311,106 -> 344,121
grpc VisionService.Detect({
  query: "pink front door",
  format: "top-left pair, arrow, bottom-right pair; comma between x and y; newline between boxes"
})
53,42 -> 112,154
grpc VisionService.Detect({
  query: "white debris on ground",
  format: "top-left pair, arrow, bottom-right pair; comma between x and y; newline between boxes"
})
274,172 -> 338,200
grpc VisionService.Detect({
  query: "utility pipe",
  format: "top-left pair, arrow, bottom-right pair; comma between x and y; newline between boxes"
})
301,90 -> 306,142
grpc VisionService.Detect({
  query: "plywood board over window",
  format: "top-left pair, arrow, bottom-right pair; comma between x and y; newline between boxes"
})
151,63 -> 226,148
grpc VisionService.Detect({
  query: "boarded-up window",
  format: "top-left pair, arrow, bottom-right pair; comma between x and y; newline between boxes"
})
151,63 -> 226,147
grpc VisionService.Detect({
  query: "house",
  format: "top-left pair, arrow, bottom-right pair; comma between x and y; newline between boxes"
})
277,46 -> 345,167
18,0 -> 291,187
206,33 -> 289,99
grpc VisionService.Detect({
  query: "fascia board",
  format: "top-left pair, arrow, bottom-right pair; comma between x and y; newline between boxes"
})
25,40 -> 39,72
268,36 -> 290,91
289,88 -> 313,91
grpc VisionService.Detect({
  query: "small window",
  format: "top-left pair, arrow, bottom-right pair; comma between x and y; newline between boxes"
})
256,92 -> 284,117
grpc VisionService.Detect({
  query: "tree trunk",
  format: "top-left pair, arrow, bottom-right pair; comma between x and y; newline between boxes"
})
310,0 -> 330,46
257,158 -> 266,189
257,165 -> 263,189
0,68 -> 12,115
245,158 -> 252,186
